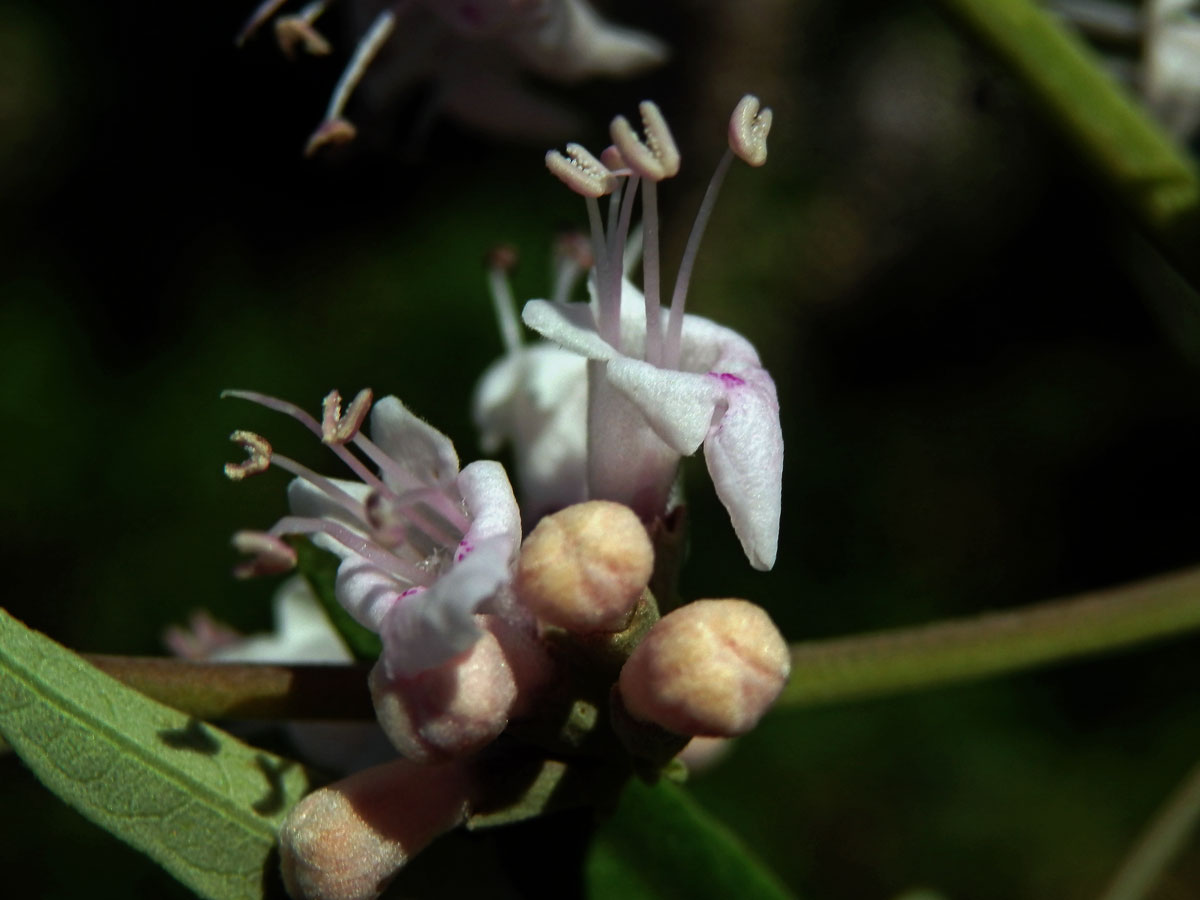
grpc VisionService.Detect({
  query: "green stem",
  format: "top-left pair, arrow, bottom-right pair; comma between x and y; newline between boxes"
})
84,655 -> 374,721
1098,759 -> 1200,900
929,0 -> 1200,275
780,567 -> 1200,707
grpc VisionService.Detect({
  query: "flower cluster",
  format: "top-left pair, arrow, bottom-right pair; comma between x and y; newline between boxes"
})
221,96 -> 790,900
235,0 -> 668,154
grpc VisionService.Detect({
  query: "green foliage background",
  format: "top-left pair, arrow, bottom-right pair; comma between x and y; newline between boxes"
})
2,0 -> 1200,897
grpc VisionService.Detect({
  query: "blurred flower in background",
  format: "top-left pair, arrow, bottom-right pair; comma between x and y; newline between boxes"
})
235,0 -> 669,153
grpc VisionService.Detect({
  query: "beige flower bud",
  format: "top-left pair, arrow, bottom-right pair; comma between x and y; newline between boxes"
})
618,599 -> 790,737
279,759 -> 469,900
515,500 -> 654,633
370,614 -> 551,762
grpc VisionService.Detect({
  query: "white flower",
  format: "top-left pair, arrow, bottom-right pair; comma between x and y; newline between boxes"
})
473,242 -> 590,522
235,0 -> 668,154
525,97 -> 784,570
224,388 -> 523,678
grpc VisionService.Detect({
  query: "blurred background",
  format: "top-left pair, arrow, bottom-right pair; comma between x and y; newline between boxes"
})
3,0 -> 1200,897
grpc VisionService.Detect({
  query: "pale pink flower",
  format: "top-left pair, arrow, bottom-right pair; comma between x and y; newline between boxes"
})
224,388 -> 523,677
523,96 -> 784,570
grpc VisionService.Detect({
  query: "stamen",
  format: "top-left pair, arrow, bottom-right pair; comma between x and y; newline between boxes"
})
609,101 -> 681,182
231,530 -> 298,579
486,245 -> 522,354
595,183 -> 631,349
663,149 -> 734,369
364,490 -> 462,556
235,0 -> 291,47
223,389 -> 392,495
306,7 -> 397,156
275,2 -> 333,58
640,180 -> 664,366
268,450 -> 375,521
225,431 -> 272,481
600,144 -> 630,174
545,144 -> 617,198
268,516 -> 426,584
551,231 -> 592,304
728,94 -> 772,167
583,194 -> 613,340
222,389 -> 469,545
346,433 -> 472,533
322,388 -> 373,445
305,118 -> 357,158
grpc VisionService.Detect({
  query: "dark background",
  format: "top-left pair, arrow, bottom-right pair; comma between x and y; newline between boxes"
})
3,0 -> 1200,897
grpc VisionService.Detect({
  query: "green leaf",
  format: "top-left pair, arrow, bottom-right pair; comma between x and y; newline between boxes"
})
292,537 -> 383,662
0,608 -> 311,900
586,779 -> 798,900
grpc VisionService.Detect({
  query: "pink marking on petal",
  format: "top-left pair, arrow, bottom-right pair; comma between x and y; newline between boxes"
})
455,539 -> 474,563
400,586 -> 426,599
710,372 -> 746,387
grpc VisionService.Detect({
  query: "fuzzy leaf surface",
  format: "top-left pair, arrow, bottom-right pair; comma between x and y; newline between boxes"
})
0,608 -> 310,900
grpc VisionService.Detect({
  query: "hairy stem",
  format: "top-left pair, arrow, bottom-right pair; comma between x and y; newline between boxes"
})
1098,758 -> 1200,900
84,655 -> 374,721
780,567 -> 1200,707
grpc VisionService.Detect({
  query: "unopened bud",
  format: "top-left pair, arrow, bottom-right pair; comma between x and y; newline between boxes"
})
618,599 -> 789,737
369,615 -> 551,762
516,501 -> 653,633
279,759 -> 470,900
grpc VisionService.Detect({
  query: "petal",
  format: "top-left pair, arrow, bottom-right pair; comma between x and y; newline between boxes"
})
604,358 -> 723,454
456,460 -> 521,562
211,576 -> 352,664
703,373 -> 783,571
287,477 -> 371,534
379,538 -> 513,677
370,396 -> 461,487
586,377 -> 681,519
472,355 -> 522,453
676,312 -> 764,375
512,0 -> 668,82
335,555 -> 405,632
522,299 -> 617,360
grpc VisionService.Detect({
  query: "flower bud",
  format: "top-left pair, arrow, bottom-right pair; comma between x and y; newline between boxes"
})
515,500 -> 654,632
369,614 -> 552,762
618,599 -> 789,737
279,759 -> 469,900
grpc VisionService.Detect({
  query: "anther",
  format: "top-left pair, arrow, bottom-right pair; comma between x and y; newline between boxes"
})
600,144 -> 627,172
545,144 -> 617,197
609,101 -> 681,182
486,244 -> 519,273
554,230 -> 594,270
728,94 -> 772,167
305,118 -> 357,157
224,430 -> 272,481
275,15 -> 332,58
322,388 -> 373,445
231,530 -> 298,579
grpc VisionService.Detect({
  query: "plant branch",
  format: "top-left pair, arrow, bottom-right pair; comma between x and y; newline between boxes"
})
1098,758 -> 1200,900
84,655 -> 375,721
928,0 -> 1200,278
780,566 -> 1200,707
